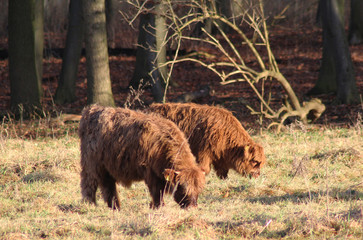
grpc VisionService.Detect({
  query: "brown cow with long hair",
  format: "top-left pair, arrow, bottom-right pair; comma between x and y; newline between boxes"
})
146,103 -> 266,179
78,105 -> 205,209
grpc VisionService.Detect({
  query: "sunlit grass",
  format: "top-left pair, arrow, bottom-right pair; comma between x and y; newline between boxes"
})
0,121 -> 362,239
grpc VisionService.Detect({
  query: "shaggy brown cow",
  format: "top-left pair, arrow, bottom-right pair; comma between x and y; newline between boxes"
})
146,103 -> 266,179
78,105 -> 205,209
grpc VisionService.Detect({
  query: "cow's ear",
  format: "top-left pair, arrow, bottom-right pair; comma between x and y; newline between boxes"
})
164,169 -> 180,183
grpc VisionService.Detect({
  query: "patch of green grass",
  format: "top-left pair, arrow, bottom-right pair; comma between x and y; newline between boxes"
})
0,122 -> 362,239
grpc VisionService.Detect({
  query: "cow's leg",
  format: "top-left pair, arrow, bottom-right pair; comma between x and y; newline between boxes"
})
146,170 -> 166,209
99,171 -> 121,210
215,167 -> 229,179
80,168 -> 98,205
213,159 -> 229,179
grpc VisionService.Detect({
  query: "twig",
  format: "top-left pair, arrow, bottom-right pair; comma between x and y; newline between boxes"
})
258,219 -> 272,235
123,0 -> 326,131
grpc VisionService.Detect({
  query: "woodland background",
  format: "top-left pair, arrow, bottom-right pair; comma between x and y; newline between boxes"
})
0,0 -> 362,130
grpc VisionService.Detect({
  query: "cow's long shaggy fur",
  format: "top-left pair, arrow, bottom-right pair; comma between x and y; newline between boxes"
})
78,105 -> 205,209
147,103 -> 266,179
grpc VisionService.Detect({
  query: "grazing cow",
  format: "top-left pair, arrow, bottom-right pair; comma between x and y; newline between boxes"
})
78,105 -> 205,209
146,103 -> 266,179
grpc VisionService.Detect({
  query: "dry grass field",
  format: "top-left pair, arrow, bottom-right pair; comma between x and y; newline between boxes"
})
0,0 -> 362,238
0,118 -> 362,239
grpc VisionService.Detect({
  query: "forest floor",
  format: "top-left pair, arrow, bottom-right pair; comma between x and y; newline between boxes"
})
0,23 -> 362,131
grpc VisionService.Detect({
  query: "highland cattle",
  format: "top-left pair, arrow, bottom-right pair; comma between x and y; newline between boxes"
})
78,105 -> 205,209
147,103 -> 266,179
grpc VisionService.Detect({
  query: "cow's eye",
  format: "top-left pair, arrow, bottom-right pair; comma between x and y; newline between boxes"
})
250,160 -> 259,167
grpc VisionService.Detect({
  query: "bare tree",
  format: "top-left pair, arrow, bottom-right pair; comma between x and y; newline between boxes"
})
128,1 -> 168,103
55,0 -> 117,104
348,0 -> 363,45
125,0 -> 326,130
82,0 -> 115,106
309,0 -> 359,104
55,0 -> 84,104
8,0 -> 44,115
177,0 -> 325,129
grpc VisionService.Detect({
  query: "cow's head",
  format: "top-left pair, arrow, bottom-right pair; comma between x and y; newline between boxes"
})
235,143 -> 266,178
164,167 -> 205,208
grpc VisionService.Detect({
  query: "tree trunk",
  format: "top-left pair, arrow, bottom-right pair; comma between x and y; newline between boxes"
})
8,0 -> 43,114
55,0 -> 84,104
309,0 -> 359,104
193,0 -> 215,36
348,0 -> 363,45
82,0 -> 115,106
106,0 -> 116,48
129,1 -> 166,103
309,0 -> 343,95
155,2 -> 168,88
216,0 -> 234,32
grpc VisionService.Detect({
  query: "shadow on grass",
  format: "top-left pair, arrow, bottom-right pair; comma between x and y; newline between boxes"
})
58,203 -> 88,214
242,188 -> 361,205
22,170 -> 61,183
118,224 -> 153,237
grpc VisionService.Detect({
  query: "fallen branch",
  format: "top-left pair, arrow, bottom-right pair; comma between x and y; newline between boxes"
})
49,114 -> 81,127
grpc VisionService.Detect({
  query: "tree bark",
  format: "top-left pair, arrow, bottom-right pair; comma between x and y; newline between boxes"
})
309,0 -> 359,104
106,0 -> 116,48
129,1 -> 166,103
193,0 -> 215,36
55,0 -> 84,104
8,0 -> 43,114
155,2 -> 168,88
82,0 -> 115,106
348,0 -> 363,45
